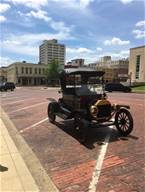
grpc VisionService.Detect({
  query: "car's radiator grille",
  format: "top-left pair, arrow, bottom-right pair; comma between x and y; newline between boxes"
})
97,104 -> 111,118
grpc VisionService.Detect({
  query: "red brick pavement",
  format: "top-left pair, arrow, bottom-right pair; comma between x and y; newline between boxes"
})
1,89 -> 145,192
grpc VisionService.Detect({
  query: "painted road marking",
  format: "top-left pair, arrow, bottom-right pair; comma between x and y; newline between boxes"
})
2,98 -> 35,105
19,117 -> 48,133
0,96 -> 29,101
9,101 -> 48,114
88,126 -> 113,192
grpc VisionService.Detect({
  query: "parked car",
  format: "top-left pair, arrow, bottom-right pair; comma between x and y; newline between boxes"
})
0,82 -> 15,91
48,68 -> 133,142
105,83 -> 131,92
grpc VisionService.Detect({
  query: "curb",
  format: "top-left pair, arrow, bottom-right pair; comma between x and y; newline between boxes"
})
1,107 -> 59,192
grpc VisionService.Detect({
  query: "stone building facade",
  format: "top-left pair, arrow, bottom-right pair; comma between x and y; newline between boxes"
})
0,67 -> 7,82
129,45 -> 145,84
0,62 -> 48,86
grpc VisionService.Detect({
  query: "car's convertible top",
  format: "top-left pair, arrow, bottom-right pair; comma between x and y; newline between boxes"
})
60,68 -> 105,77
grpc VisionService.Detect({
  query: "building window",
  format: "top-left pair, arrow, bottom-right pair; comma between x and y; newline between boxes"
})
26,67 -> 28,74
22,67 -> 24,74
16,67 -> 18,75
30,68 -> 32,74
135,55 -> 141,79
39,68 -> 41,74
35,68 -> 37,74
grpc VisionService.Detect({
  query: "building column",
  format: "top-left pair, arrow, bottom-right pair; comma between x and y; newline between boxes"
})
31,78 -> 34,85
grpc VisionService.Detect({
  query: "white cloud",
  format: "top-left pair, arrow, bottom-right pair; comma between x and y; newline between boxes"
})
133,29 -> 145,39
67,47 -> 93,54
0,3 -> 10,23
66,47 -> 98,64
1,31 -> 73,58
4,0 -> 48,9
18,10 -> 73,35
0,3 -> 10,13
135,20 -> 145,28
96,47 -> 102,51
4,0 -> 94,9
52,0 -> 94,9
120,50 -> 129,57
26,10 -> 51,22
120,0 -> 145,4
2,41 -> 38,57
0,56 -> 16,67
79,0 -> 94,8
120,0 -> 134,4
133,20 -> 145,39
0,15 -> 6,22
104,37 -> 130,46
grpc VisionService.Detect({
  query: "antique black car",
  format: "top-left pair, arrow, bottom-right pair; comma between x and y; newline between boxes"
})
48,68 -> 133,142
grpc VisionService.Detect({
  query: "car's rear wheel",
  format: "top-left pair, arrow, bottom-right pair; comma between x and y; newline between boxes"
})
48,103 -> 56,123
115,108 -> 133,136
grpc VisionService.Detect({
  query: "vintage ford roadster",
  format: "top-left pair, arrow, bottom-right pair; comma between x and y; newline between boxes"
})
48,68 -> 133,142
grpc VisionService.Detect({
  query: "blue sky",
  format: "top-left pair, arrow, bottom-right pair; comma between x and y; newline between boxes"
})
0,0 -> 145,66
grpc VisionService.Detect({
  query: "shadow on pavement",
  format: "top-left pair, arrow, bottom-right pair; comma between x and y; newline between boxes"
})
54,119 -> 139,149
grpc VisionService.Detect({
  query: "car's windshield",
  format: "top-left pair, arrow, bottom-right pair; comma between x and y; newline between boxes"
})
75,84 -> 103,96
64,74 -> 104,95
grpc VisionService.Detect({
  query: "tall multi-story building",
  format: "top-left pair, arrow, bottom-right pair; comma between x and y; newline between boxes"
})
39,39 -> 65,68
129,45 -> 145,84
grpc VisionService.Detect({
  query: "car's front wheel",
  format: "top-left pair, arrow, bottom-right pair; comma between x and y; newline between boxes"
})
115,108 -> 133,136
48,103 -> 56,123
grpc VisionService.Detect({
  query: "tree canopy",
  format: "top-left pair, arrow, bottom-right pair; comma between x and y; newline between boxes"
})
45,59 -> 60,85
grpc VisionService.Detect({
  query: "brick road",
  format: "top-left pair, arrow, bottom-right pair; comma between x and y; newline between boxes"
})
0,87 -> 145,192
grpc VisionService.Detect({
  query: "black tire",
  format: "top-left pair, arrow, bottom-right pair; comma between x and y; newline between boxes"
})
48,103 -> 56,123
115,108 -> 133,136
74,116 -> 89,143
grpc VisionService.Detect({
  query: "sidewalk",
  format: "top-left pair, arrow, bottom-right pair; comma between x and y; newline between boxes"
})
0,118 -> 39,191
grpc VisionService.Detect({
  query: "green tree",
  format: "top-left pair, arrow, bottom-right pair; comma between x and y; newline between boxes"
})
45,59 -> 60,86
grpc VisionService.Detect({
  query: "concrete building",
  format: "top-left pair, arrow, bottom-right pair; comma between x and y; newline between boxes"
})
100,56 -> 111,63
88,56 -> 129,82
0,67 -> 7,82
71,59 -> 84,67
129,45 -> 145,84
66,59 -> 84,68
39,39 -> 65,68
0,62 -> 48,86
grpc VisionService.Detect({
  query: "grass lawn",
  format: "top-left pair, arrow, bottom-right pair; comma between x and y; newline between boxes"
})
132,86 -> 145,93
